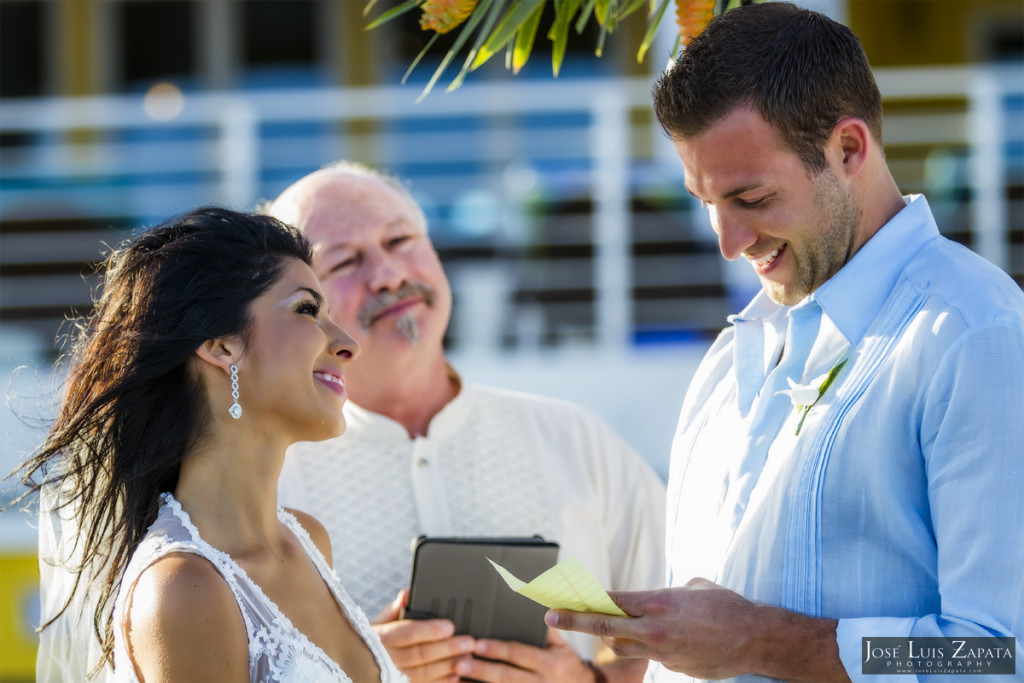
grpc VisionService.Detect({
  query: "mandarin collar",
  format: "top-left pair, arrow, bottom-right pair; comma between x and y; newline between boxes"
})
341,362 -> 470,441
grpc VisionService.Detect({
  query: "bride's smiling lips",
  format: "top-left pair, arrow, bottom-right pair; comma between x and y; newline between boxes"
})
313,369 -> 346,398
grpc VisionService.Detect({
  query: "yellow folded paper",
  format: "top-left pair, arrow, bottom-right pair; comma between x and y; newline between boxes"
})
487,556 -> 629,617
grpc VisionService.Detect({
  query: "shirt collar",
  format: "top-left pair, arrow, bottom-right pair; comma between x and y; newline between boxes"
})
343,362 -> 470,441
728,287 -> 782,325
728,194 -> 939,345
812,194 -> 938,346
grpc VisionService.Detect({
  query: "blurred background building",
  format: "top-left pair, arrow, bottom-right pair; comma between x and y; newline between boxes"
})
1,0 -> 1022,678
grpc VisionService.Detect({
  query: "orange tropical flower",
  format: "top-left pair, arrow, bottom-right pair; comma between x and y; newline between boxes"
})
676,0 -> 715,47
420,0 -> 477,34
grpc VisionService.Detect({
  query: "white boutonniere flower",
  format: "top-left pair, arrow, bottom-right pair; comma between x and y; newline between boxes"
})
778,354 -> 849,436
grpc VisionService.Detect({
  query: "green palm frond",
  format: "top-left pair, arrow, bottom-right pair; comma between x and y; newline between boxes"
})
364,0 -> 765,97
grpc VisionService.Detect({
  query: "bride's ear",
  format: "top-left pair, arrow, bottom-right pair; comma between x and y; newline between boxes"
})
195,338 -> 241,373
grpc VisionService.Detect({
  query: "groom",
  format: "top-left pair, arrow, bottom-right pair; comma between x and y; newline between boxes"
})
545,4 -> 1024,682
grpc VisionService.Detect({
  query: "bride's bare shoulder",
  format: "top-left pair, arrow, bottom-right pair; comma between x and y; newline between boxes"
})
121,552 -> 248,681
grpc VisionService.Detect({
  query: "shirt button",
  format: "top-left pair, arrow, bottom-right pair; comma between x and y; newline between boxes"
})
417,457 -> 429,467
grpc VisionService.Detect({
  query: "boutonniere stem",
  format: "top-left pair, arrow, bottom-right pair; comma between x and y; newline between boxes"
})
779,355 -> 849,436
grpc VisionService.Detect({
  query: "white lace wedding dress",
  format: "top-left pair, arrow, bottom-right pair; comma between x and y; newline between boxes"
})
111,493 -> 407,682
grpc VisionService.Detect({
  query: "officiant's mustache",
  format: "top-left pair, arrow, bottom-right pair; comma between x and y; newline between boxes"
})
358,282 -> 436,331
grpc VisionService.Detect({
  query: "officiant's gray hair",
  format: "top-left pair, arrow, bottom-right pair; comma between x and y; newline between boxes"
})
257,160 -> 429,233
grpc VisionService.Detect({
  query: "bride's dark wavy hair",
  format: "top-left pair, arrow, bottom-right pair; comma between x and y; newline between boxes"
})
8,206 -> 312,674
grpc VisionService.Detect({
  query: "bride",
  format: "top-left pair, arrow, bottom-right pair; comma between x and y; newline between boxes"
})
13,207 -> 406,681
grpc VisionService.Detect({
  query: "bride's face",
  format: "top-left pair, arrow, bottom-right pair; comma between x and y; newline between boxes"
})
233,258 -> 359,444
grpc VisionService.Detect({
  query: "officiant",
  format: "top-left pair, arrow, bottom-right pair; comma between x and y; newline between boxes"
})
266,161 -> 666,683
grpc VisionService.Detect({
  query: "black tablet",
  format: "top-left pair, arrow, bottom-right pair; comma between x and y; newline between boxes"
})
402,535 -> 560,648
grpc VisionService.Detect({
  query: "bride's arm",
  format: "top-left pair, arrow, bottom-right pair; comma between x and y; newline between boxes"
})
121,554 -> 248,682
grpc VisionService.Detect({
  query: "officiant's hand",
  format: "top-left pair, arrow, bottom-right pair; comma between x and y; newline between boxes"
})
454,628 -> 598,682
373,590 -> 476,682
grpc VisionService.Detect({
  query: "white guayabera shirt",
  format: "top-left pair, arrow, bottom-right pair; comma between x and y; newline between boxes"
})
279,375 -> 667,662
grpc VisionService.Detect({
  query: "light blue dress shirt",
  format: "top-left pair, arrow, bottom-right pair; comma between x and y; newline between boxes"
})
650,195 -> 1024,682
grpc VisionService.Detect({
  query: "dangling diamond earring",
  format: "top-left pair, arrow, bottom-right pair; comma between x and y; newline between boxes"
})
229,364 -> 242,419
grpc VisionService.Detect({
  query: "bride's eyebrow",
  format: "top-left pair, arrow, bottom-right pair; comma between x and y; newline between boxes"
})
282,287 -> 324,305
296,288 -> 323,303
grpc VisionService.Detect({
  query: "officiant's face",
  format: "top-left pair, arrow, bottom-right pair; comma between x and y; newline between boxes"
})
674,107 -> 860,306
270,171 -> 453,360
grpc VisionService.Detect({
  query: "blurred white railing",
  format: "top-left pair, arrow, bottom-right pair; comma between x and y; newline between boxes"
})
0,77 -> 656,218
871,64 -> 1024,274
1,77 -> 660,353
1,66 -> 1022,356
